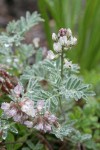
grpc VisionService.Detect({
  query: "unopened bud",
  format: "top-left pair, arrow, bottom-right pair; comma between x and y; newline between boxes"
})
52,33 -> 58,41
67,28 -> 72,37
58,28 -> 67,37
71,37 -> 77,45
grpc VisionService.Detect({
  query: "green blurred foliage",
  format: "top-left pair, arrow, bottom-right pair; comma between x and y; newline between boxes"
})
38,0 -> 100,70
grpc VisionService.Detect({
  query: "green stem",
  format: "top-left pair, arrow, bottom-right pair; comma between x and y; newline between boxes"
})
59,48 -> 65,121
61,49 -> 64,78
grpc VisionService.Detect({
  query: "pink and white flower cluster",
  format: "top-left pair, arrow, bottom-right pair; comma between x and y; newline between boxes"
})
34,110 -> 58,133
1,100 -> 30,125
53,28 -> 77,52
47,28 -> 77,60
1,99 -> 58,132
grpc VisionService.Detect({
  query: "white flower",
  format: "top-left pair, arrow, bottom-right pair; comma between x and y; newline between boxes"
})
64,59 -> 72,68
33,37 -> 40,48
67,28 -> 72,37
21,100 -> 35,117
6,58 -> 12,63
70,37 -> 77,45
52,33 -> 58,41
59,36 -> 67,46
46,50 -> 55,60
66,40 -> 71,47
24,121 -> 33,128
4,44 -> 10,48
53,42 -> 62,52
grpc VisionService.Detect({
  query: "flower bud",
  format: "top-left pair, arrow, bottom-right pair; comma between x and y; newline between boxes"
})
67,28 -> 72,37
52,33 -> 58,41
58,28 -> 67,37
24,121 -> 33,128
71,37 -> 77,45
33,37 -> 40,48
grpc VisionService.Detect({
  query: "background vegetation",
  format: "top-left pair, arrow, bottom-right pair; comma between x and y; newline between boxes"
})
38,0 -> 100,70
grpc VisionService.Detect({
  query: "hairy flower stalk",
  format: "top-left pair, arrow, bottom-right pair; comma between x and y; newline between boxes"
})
51,28 -> 77,78
61,47 -> 64,78
51,28 -> 77,120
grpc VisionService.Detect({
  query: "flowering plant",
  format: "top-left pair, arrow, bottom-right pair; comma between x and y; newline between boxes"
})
0,12 -> 95,150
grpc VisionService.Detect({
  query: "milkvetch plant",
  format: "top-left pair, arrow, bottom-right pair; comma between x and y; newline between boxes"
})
0,12 -> 95,149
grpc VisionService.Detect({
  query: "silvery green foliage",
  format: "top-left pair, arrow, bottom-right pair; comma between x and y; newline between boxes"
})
0,13 -> 95,144
21,59 -> 94,103
7,12 -> 43,35
0,12 -> 43,72
20,59 -> 94,140
0,118 -> 18,139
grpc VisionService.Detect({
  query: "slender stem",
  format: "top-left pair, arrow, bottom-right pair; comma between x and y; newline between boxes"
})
36,133 -> 53,150
59,48 -> 65,121
61,48 -> 64,78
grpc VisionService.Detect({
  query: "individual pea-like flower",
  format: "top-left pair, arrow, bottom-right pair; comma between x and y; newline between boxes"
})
46,50 -> 55,60
21,99 -> 35,117
37,100 -> 44,112
45,112 -> 57,123
70,37 -> 77,46
13,112 -> 23,122
53,42 -> 62,52
33,111 -> 58,133
4,43 -> 10,48
34,121 -> 44,131
64,59 -> 72,68
59,36 -> 68,46
66,28 -> 72,37
1,102 -> 17,120
33,37 -> 40,48
35,122 -> 51,132
24,121 -> 33,128
13,84 -> 23,96
8,107 -> 17,117
1,102 -> 10,111
52,33 -> 58,41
